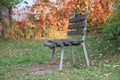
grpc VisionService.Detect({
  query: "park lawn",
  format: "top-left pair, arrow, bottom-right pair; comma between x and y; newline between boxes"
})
0,34 -> 120,80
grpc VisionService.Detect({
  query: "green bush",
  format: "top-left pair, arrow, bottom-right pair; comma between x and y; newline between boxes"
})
104,1 -> 120,40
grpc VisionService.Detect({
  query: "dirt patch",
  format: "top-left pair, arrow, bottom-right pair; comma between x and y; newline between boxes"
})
27,62 -> 59,75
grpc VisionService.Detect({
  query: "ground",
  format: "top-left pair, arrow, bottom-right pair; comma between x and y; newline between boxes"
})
28,62 -> 58,75
0,34 -> 120,80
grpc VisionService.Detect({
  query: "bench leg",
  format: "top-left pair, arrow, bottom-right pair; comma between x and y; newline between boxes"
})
82,43 -> 90,67
59,44 -> 64,70
50,47 -> 55,64
70,45 -> 75,64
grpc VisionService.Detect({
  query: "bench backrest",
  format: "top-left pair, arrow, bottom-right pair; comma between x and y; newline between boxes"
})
67,7 -> 88,41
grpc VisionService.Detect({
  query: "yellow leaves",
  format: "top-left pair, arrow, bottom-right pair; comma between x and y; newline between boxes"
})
35,14 -> 40,20
39,10 -> 46,21
90,7 -> 94,12
29,0 -> 115,38
52,10 -> 57,15
62,18 -> 68,27
34,5 -> 41,11
76,4 -> 80,8
85,0 -> 88,5
48,14 -> 52,21
27,22 -> 36,28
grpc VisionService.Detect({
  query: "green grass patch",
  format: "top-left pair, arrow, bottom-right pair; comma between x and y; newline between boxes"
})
0,34 -> 120,80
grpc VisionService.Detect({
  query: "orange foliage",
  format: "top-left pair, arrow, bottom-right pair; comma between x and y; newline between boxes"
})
31,0 -> 114,37
2,0 -> 114,40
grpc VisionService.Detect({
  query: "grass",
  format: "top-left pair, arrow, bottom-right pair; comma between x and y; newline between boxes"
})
0,34 -> 120,80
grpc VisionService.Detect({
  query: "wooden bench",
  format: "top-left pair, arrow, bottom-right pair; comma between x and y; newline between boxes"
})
43,7 -> 90,70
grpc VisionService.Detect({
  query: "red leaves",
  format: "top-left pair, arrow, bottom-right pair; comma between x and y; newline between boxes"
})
30,0 -> 114,37
18,18 -> 26,25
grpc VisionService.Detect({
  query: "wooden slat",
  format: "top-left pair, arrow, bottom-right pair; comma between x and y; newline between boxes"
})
70,40 -> 83,45
43,41 -> 56,48
68,21 -> 86,29
48,40 -> 70,46
48,40 -> 62,46
67,30 -> 85,36
69,14 -> 87,23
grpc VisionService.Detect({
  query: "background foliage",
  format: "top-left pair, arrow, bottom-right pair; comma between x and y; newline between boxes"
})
0,0 -> 21,8
104,0 -> 120,40
0,0 -> 22,39
0,0 -> 115,40
103,0 -> 120,50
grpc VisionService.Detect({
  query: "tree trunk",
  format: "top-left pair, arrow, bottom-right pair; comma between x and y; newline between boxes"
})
8,7 -> 12,21
1,6 -> 10,39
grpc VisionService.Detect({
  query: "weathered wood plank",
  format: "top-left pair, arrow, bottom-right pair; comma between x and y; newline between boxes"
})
43,41 -> 56,48
69,14 -> 87,23
67,30 -> 85,36
69,40 -> 83,45
48,40 -> 70,46
68,21 -> 86,29
48,40 -> 62,46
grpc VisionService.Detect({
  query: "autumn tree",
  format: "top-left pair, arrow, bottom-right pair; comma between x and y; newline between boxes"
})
1,0 -> 114,40
31,0 -> 114,38
0,0 -> 22,39
0,0 -> 22,21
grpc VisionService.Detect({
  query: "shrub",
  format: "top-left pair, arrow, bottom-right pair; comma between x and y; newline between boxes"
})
104,1 -> 120,40
103,0 -> 120,52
